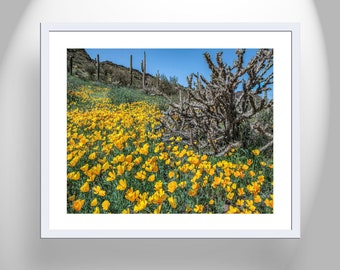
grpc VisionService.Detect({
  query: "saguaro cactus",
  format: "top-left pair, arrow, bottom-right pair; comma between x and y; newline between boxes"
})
155,70 -> 160,89
96,54 -> 100,81
130,54 -> 133,86
69,56 -> 73,75
142,51 -> 146,89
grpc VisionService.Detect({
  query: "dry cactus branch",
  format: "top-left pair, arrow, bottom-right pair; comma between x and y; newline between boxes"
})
159,49 -> 273,155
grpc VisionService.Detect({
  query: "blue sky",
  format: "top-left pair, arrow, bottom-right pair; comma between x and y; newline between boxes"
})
85,48 -> 273,98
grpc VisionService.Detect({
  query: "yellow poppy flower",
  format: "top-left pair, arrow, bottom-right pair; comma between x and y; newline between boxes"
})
191,182 -> 200,191
168,197 -> 177,209
167,181 -> 178,193
122,208 -> 131,214
227,206 -> 240,214
201,154 -> 208,161
118,154 -> 125,163
93,206 -> 100,214
236,199 -> 244,206
194,204 -> 204,213
175,136 -> 182,142
154,181 -> 163,191
134,200 -> 147,213
116,179 -> 127,191
98,190 -> 106,197
150,189 -> 167,204
135,170 -> 146,181
101,200 -> 110,211
91,164 -> 101,176
233,171 -> 241,178
69,156 -> 80,167
125,154 -> 133,163
168,171 -> 175,179
90,198 -> 98,207
154,204 -> 162,214
211,176 -> 222,188
188,189 -> 197,197
106,171 -> 116,181
68,195 -> 75,201
148,174 -> 156,182
125,188 -> 140,203
80,182 -> 90,193
116,165 -> 125,176
102,161 -> 110,172
72,199 -> 85,212
67,171 -> 80,181
252,149 -> 260,156
86,174 -> 96,182
257,175 -> 265,184
254,194 -> 262,203
89,152 -> 96,160
80,164 -> 89,172
178,181 -> 186,188
264,198 -> 274,208
226,192 -> 234,200
93,185 -> 105,196
237,187 -> 245,196
242,164 -> 249,171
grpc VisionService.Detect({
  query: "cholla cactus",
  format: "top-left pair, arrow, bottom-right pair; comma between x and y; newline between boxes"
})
160,49 -> 273,156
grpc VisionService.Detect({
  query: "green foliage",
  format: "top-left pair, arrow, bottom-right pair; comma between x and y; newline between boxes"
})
157,74 -> 178,96
108,86 -> 170,111
67,74 -> 109,90
67,74 -> 84,90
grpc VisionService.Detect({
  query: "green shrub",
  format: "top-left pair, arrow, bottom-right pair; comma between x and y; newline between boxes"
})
108,86 -> 170,111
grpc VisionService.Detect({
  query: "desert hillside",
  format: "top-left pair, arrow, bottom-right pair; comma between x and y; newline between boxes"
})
67,49 -> 154,88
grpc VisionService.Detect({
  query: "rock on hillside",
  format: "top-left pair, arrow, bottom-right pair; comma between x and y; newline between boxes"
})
67,49 -> 154,88
67,49 -> 95,81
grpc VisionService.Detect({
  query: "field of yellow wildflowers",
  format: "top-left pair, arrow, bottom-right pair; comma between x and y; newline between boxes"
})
67,77 -> 273,214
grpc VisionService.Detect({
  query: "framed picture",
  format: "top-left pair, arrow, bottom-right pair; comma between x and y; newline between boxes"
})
41,23 -> 300,238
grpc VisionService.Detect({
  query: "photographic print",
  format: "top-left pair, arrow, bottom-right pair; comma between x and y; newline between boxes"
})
41,24 -> 299,237
66,48 -> 274,215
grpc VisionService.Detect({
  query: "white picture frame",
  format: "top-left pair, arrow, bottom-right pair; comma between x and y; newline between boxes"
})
40,23 -> 300,238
